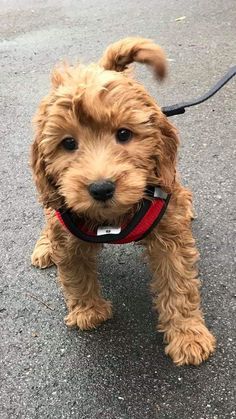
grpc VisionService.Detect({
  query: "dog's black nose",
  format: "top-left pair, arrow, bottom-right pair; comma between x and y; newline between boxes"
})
88,180 -> 115,201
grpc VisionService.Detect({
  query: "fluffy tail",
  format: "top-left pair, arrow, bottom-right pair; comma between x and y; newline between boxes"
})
99,37 -> 167,79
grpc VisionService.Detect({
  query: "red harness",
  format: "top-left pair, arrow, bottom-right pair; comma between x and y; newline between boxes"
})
56,187 -> 170,244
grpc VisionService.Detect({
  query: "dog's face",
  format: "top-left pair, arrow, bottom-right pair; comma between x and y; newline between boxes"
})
32,38 -> 178,223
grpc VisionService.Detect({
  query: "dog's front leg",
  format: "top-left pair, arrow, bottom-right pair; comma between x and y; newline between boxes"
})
146,213 -> 216,366
52,233 -> 112,330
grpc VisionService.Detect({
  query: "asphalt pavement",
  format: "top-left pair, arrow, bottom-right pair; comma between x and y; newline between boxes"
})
0,0 -> 235,418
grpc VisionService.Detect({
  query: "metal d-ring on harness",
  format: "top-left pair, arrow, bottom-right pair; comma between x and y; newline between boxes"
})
162,65 -> 236,117
56,66 -> 236,244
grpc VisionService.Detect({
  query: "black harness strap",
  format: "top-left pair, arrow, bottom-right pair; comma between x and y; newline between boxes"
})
162,65 -> 236,117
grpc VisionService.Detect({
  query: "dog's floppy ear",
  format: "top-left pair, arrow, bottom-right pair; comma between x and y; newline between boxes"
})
31,99 -> 62,208
154,115 -> 179,193
99,37 -> 167,79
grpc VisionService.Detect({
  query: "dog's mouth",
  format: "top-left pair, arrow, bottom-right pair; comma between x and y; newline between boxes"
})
81,199 -> 139,226
73,190 -> 146,225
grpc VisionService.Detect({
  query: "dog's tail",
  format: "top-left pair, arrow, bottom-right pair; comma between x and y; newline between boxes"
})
99,37 -> 167,80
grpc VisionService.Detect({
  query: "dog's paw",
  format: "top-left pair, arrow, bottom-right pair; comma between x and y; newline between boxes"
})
164,324 -> 216,366
65,299 -> 112,330
31,246 -> 53,269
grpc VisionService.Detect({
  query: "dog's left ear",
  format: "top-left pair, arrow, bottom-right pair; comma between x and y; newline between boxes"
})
99,37 -> 166,79
31,98 -> 63,208
154,115 -> 179,193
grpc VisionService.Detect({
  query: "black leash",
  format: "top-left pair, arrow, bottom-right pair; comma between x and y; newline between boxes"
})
162,65 -> 236,117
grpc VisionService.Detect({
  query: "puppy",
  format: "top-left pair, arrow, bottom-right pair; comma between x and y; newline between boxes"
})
31,37 -> 215,365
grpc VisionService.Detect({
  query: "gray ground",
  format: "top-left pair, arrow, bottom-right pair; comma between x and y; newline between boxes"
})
0,0 -> 235,418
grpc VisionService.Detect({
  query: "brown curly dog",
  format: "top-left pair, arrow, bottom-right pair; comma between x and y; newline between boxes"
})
31,37 -> 215,365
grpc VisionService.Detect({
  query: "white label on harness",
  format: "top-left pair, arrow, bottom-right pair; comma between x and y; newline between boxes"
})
97,226 -> 121,236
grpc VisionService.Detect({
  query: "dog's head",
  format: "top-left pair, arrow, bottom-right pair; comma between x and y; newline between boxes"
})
31,37 -> 178,223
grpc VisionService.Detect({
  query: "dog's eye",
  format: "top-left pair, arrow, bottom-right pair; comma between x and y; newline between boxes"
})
116,128 -> 133,143
61,137 -> 78,151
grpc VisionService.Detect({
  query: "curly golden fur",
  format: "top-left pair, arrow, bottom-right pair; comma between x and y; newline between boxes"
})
31,37 -> 215,365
